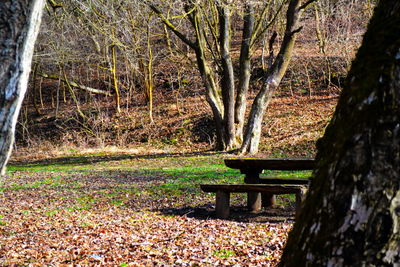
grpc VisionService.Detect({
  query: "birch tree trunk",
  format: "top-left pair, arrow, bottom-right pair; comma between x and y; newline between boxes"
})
281,1 -> 400,265
0,0 -> 45,176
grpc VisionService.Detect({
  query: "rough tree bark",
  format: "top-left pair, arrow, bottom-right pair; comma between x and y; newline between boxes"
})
281,1 -> 400,265
0,0 -> 45,176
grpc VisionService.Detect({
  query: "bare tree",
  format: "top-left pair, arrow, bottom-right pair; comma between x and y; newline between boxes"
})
151,0 -> 315,153
240,0 -> 314,154
281,1 -> 400,265
0,0 -> 45,175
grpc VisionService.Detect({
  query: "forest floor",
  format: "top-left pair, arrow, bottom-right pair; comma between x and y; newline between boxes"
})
2,79 -> 340,265
1,152 -> 314,266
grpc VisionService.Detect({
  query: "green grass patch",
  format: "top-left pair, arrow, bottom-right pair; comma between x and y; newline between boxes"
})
71,195 -> 96,211
262,170 -> 311,179
109,199 -> 124,206
0,177 -> 64,191
5,154 -> 312,209
0,216 -> 7,226
213,249 -> 236,258
8,164 -> 71,172
45,209 -> 59,216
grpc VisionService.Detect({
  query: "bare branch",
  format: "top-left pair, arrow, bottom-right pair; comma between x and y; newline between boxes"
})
267,31 -> 277,68
251,0 -> 287,49
149,5 -> 197,50
299,0 -> 317,10
38,72 -> 111,96
292,26 -> 303,34
47,0 -> 63,9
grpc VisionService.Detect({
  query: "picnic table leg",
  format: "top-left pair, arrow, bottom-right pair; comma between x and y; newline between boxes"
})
215,190 -> 230,219
248,192 -> 262,212
244,170 -> 262,212
262,193 -> 276,207
295,187 -> 308,216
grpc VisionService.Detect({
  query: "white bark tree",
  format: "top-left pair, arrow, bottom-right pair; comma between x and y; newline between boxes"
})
0,0 -> 45,176
281,0 -> 400,265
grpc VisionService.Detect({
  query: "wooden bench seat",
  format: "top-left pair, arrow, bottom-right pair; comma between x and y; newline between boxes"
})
200,184 -> 307,219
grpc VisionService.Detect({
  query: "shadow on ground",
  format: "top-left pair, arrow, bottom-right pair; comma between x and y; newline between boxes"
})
158,204 -> 296,223
10,150 -> 227,167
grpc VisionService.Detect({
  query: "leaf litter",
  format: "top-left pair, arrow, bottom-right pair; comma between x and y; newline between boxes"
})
0,168 -> 293,266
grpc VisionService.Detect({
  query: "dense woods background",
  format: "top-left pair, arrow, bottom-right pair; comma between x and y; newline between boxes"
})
17,0 -> 374,155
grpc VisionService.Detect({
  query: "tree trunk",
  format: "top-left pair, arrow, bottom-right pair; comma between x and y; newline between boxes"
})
241,0 -> 305,154
218,3 -> 236,150
241,82 -> 277,154
235,3 -> 254,146
192,11 -> 226,150
0,0 -> 45,176
281,1 -> 400,265
194,46 -> 226,150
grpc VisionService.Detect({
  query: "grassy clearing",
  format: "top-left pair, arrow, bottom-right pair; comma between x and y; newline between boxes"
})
6,153 -> 311,197
0,152 -> 310,265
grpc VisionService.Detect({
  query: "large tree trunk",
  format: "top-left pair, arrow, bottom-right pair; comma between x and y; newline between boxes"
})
0,0 -> 45,176
281,1 -> 400,265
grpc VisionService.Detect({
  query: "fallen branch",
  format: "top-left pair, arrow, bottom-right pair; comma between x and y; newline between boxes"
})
38,72 -> 111,96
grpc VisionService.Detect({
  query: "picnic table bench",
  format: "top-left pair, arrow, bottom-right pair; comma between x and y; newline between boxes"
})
201,158 -> 315,219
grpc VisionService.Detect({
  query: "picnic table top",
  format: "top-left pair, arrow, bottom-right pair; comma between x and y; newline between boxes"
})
224,158 -> 315,171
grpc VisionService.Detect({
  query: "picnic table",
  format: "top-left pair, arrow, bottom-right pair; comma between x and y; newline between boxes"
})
201,158 -> 315,218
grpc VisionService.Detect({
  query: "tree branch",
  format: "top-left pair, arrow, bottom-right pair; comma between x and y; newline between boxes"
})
251,0 -> 287,49
149,5 -> 197,50
299,0 -> 317,10
47,0 -> 63,9
38,72 -> 111,96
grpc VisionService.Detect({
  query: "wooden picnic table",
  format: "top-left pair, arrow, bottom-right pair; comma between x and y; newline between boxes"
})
201,158 -> 315,218
224,158 -> 315,211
